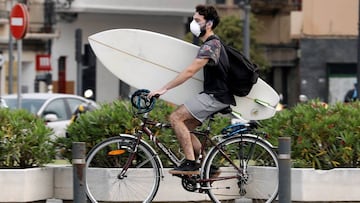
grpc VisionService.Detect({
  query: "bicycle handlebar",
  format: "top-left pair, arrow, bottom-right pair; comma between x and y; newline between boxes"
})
130,89 -> 157,114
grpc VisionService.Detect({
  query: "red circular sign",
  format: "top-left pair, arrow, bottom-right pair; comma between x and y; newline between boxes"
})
10,3 -> 29,40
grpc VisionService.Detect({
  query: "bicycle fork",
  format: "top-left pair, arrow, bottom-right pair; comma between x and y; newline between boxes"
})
237,136 -> 258,196
116,141 -> 139,179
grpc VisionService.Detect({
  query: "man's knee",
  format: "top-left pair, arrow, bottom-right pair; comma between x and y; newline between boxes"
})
169,111 -> 180,125
169,106 -> 189,125
169,112 -> 175,123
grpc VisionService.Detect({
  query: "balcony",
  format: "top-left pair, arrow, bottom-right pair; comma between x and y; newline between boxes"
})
251,0 -> 301,14
56,0 -> 206,16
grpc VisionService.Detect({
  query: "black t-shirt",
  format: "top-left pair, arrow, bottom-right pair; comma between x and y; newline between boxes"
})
196,35 -> 235,105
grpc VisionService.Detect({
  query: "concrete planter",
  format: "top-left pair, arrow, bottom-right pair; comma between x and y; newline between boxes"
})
53,167 -> 360,202
52,167 -> 210,201
1,166 -> 359,202
0,167 -> 54,202
291,168 -> 360,202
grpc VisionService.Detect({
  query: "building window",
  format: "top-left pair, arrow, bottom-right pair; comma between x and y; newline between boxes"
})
234,0 -> 242,5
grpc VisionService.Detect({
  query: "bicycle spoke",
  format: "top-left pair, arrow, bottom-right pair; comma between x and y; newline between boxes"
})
85,137 -> 160,203
135,155 -> 155,168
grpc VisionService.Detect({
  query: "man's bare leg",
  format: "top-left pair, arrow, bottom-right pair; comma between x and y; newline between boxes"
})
184,120 -> 202,159
168,105 -> 204,174
169,105 -> 198,161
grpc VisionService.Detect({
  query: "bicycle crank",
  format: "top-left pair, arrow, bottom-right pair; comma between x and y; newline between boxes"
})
181,176 -> 199,192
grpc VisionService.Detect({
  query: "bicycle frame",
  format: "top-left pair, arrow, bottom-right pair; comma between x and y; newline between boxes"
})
136,113 -> 190,167
132,113 -> 248,181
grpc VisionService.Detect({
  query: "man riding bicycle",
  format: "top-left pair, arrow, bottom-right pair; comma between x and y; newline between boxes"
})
149,5 -> 234,174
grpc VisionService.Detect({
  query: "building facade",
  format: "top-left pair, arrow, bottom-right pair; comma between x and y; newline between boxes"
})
217,0 -> 358,105
0,0 -> 205,103
293,0 -> 358,104
0,0 -> 358,105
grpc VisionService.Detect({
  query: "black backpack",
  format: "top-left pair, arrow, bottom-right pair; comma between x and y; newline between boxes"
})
207,35 -> 259,97
223,44 -> 259,96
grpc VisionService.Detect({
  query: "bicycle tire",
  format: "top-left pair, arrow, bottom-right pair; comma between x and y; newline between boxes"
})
202,134 -> 279,203
85,135 -> 161,203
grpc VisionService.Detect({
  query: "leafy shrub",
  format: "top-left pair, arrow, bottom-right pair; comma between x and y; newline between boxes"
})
258,100 -> 360,169
0,108 -> 55,168
58,98 -> 360,169
57,99 -> 230,166
57,99 -> 138,160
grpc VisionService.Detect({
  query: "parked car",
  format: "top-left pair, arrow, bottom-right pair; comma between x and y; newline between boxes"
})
0,97 -> 7,108
2,93 -> 97,139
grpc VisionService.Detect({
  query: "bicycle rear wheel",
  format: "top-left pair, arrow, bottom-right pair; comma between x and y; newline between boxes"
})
85,136 -> 161,203
202,135 -> 278,203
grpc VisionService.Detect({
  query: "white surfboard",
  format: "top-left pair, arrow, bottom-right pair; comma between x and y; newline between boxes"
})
88,29 -> 279,120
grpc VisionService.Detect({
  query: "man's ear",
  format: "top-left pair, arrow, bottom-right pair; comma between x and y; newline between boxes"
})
206,20 -> 213,28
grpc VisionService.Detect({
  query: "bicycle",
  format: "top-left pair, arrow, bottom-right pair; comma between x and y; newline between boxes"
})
84,89 -> 279,203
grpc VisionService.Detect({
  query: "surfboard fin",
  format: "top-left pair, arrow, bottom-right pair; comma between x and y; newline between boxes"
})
254,99 -> 272,107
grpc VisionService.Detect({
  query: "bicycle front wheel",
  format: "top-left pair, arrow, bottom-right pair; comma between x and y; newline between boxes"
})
202,135 -> 279,203
85,136 -> 161,203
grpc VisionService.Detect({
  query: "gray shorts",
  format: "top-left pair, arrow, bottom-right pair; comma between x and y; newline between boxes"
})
184,93 -> 229,123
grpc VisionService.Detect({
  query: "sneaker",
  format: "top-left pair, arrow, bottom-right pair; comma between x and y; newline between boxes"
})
210,165 -> 221,178
169,160 -> 200,175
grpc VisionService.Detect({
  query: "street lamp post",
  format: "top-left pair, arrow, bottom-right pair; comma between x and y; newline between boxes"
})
240,0 -> 251,59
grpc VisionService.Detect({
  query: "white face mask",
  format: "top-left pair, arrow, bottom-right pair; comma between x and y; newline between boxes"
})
190,20 -> 206,37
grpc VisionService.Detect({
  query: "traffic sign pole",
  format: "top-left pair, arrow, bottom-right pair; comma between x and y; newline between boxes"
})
17,40 -> 22,109
10,3 -> 29,108
8,23 -> 14,94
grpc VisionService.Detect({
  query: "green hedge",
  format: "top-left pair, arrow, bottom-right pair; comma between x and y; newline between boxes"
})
0,108 -> 55,168
57,99 -> 230,166
258,100 -> 360,169
59,99 -> 360,169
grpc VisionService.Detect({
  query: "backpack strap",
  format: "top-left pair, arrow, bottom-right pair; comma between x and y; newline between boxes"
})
205,34 -> 220,43
204,35 -> 230,68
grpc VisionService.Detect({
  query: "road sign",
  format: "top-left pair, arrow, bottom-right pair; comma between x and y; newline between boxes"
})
36,54 -> 52,71
10,3 -> 29,40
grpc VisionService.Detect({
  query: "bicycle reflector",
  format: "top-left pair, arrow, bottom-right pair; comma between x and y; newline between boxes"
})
130,89 -> 156,114
108,149 -> 126,156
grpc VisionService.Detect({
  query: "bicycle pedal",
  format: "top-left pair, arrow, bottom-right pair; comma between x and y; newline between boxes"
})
169,170 -> 200,176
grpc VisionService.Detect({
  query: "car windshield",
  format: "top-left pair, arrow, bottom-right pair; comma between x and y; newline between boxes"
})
3,98 -> 46,114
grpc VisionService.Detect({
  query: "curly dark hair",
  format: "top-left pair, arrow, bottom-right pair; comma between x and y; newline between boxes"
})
195,5 -> 220,29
